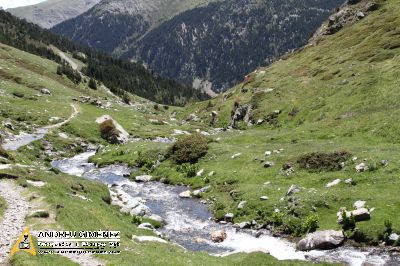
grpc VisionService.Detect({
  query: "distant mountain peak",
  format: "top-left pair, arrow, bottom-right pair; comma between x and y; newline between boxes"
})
8,0 -> 100,28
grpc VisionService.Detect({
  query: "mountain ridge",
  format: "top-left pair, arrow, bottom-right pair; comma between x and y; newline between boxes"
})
7,0 -> 101,28
52,0 -> 344,92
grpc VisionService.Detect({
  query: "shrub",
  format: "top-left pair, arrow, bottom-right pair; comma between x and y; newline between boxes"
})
301,214 -> 319,233
122,94 -> 130,104
135,150 -> 163,170
176,163 -> 199,178
31,211 -> 50,218
380,219 -> 394,244
0,146 -> 11,159
102,194 -> 112,205
272,212 -> 285,226
12,92 -> 24,98
298,151 -> 351,172
88,78 -> 97,90
341,212 -> 356,232
57,63 -> 81,84
281,217 -> 303,236
99,120 -> 120,144
132,216 -> 143,225
167,134 -> 209,164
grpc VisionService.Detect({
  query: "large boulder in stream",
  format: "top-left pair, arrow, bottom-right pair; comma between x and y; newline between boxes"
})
96,115 -> 129,144
297,230 -> 345,251
211,230 -> 227,243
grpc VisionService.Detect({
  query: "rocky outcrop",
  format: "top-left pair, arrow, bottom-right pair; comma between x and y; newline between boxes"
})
297,230 -> 345,251
229,104 -> 252,128
311,0 -> 379,42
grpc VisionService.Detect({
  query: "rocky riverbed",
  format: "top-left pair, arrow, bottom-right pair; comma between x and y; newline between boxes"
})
52,151 -> 398,266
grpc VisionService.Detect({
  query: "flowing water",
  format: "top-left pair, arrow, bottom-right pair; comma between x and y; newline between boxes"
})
2,128 -> 48,151
52,151 -> 398,266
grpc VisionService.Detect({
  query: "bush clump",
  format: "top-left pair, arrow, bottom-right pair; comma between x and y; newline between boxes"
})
177,163 -> 199,178
12,92 -> 24,98
88,78 -> 97,90
135,150 -> 164,170
167,134 -> 209,164
31,211 -> 50,218
297,151 -> 351,172
0,146 -> 11,159
99,119 -> 120,144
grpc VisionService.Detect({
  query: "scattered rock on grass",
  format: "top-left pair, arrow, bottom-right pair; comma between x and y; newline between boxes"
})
355,163 -> 369,172
231,153 -> 242,159
260,196 -> 269,201
237,201 -> 247,209
344,178 -> 354,185
40,88 -> 51,95
138,223 -> 154,230
26,180 -> 46,187
326,179 -> 341,188
390,233 -> 399,242
225,213 -> 234,222
337,207 -> 371,223
287,185 -> 301,196
263,161 -> 275,168
132,235 -> 167,244
353,200 -> 366,209
381,160 -> 389,166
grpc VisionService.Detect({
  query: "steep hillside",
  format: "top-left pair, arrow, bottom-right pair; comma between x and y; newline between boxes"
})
99,0 -> 400,246
52,0 -> 343,92
52,0 -> 214,53
7,0 -> 100,28
0,10 -> 207,105
128,0 -> 344,92
0,30 -> 335,265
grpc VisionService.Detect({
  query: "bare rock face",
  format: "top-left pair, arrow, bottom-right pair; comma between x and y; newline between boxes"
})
297,230 -> 345,251
229,104 -> 253,128
311,0 -> 380,42
8,0 -> 101,28
211,230 -> 227,243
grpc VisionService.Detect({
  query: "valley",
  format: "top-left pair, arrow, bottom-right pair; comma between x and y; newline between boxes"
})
1,0 -> 400,265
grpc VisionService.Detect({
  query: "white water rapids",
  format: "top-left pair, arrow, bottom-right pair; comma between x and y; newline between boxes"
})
51,151 -> 396,266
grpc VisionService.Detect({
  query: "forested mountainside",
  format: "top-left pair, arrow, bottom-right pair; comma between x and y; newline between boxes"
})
52,0 -> 344,92
52,0 -> 215,54
128,0 -> 345,92
0,11 -> 207,106
7,0 -> 100,28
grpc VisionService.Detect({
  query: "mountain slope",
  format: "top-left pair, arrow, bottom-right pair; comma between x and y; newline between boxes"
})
128,0 -> 344,92
52,0 -> 343,92
7,0 -> 100,28
0,10 -> 207,105
52,0 -> 215,53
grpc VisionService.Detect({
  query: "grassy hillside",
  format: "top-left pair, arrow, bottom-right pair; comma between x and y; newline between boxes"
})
0,43 -> 329,265
0,10 -> 206,106
91,0 -> 400,244
1,0 -> 400,264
